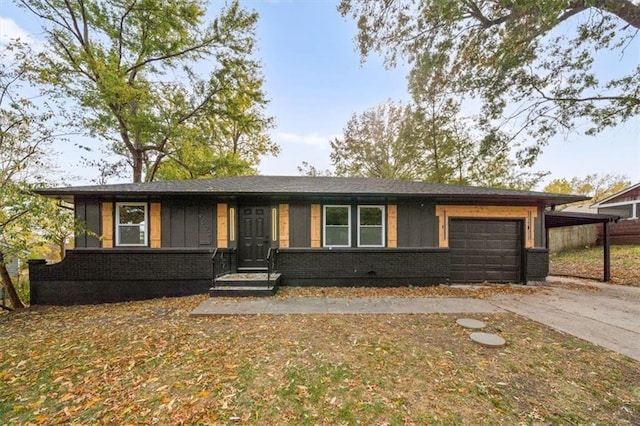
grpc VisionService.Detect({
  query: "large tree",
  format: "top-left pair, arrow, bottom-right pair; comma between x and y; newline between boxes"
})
154,69 -> 276,180
330,100 -> 546,189
543,173 -> 632,203
330,102 -> 425,179
18,0 -> 277,182
339,1 -> 640,148
0,42 -> 74,308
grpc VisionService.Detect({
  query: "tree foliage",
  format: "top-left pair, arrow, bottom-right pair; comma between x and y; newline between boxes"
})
339,0 -> 640,147
330,102 -> 424,180
297,161 -> 334,177
330,100 -> 546,189
154,71 -> 276,180
0,42 -> 76,308
18,0 -> 277,182
543,173 -> 632,203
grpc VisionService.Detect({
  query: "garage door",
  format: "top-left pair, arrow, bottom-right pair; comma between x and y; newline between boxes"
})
449,219 -> 523,283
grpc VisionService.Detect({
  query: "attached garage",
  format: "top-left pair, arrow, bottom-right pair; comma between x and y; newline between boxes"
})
449,219 -> 523,283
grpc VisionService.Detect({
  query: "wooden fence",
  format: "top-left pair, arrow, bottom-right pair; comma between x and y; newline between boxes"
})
597,219 -> 640,245
548,224 -> 597,253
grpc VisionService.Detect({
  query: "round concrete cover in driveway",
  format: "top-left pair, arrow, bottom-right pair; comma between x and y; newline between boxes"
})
456,318 -> 486,329
470,332 -> 506,348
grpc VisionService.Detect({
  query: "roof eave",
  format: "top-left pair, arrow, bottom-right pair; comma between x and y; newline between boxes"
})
35,189 -> 588,206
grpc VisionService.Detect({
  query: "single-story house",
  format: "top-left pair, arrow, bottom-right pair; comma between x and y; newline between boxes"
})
591,182 -> 640,245
592,182 -> 640,220
29,176 -> 585,305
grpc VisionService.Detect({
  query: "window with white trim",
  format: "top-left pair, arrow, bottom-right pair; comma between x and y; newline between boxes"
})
116,202 -> 147,246
358,206 -> 385,247
323,205 -> 350,247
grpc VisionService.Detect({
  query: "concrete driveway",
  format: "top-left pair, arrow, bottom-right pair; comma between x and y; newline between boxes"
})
487,277 -> 640,361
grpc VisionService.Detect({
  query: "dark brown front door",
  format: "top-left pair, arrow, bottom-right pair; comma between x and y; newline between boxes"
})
238,206 -> 270,269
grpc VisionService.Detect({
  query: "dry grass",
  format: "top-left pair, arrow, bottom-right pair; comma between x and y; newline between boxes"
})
1,294 -> 638,425
550,245 -> 640,286
274,283 -> 541,299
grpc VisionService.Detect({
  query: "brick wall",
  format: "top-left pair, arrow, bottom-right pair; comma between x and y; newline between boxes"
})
276,248 -> 451,286
525,248 -> 549,282
29,248 -> 225,305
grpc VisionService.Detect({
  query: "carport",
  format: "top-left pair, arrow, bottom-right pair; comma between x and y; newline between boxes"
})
545,211 -> 619,281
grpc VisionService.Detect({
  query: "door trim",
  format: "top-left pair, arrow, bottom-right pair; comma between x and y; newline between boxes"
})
238,205 -> 271,269
435,205 -> 537,248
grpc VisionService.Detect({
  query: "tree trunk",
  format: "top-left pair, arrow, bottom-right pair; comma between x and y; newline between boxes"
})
597,0 -> 640,29
0,252 -> 25,309
132,149 -> 143,183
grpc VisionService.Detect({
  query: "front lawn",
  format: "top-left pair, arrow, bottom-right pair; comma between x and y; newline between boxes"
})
1,295 -> 638,425
550,245 -> 640,285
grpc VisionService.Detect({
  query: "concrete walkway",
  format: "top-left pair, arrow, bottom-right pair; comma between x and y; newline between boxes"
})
191,278 -> 640,361
191,296 -> 506,316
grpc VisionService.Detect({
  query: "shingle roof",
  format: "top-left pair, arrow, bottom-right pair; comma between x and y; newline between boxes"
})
591,182 -> 640,206
37,175 -> 587,205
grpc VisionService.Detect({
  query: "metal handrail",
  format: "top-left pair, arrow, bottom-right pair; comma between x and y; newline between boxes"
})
211,248 -> 218,287
266,247 -> 277,286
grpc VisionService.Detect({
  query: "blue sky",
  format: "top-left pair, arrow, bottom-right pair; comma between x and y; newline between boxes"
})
1,0 -> 638,187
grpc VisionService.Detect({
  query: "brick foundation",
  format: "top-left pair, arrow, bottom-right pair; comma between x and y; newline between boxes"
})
29,248 -> 228,305
275,248 -> 451,286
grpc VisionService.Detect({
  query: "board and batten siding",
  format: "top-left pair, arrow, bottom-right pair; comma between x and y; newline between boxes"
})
160,201 -> 215,248
396,203 -> 438,248
288,204 -> 311,248
435,205 -> 539,248
74,199 -> 101,248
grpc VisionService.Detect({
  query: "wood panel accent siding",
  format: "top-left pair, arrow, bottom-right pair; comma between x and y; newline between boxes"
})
216,203 -> 228,248
101,202 -> 113,248
279,204 -> 290,248
310,204 -> 321,248
435,205 -> 538,248
387,204 -> 397,248
149,202 -> 161,248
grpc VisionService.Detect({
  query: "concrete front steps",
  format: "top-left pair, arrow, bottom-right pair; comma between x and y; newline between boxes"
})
209,272 -> 281,297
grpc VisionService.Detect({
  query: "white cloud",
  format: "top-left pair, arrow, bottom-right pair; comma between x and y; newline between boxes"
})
275,131 -> 338,146
0,17 -> 34,45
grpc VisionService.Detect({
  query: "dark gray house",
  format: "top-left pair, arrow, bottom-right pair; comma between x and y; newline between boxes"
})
30,176 -> 584,305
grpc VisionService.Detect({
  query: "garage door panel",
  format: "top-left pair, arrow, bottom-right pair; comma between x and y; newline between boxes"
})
467,240 -> 489,249
466,222 -> 487,233
449,239 -> 469,249
449,219 -> 522,283
484,223 -> 507,233
484,240 -> 505,250
486,255 -> 507,265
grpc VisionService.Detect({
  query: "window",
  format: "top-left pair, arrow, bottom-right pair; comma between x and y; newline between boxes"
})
116,202 -> 147,246
323,205 -> 350,247
358,206 -> 385,247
